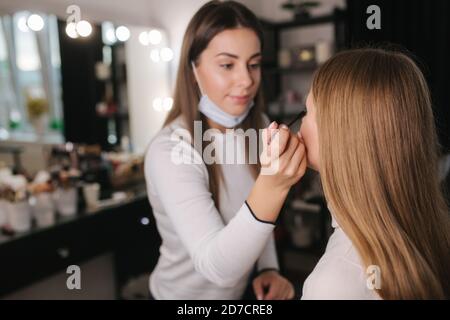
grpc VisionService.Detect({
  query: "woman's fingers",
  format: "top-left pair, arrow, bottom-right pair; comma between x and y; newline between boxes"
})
260,128 -> 271,167
262,122 -> 297,164
288,285 -> 295,299
252,278 -> 265,300
297,149 -> 308,177
284,141 -> 306,177
280,284 -> 290,300
266,121 -> 278,145
278,132 -> 300,167
278,281 -> 294,300
262,122 -> 277,148
260,123 -> 308,182
263,282 -> 279,300
284,282 -> 295,300
261,122 -> 282,166
269,125 -> 290,159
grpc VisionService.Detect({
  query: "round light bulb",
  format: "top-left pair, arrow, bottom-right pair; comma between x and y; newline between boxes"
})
27,14 -> 44,31
105,29 -> 116,44
76,20 -> 92,37
150,49 -> 160,62
0,128 -> 10,140
115,26 -> 130,42
66,22 -> 78,39
153,98 -> 163,111
160,47 -> 174,62
18,16 -> 29,32
148,29 -> 162,45
162,97 -> 173,111
139,31 -> 149,45
108,134 -> 117,144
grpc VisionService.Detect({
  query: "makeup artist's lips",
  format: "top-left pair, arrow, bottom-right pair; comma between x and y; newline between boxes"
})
228,95 -> 250,104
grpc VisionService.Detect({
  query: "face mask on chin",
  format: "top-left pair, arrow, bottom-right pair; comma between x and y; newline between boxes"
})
191,61 -> 254,128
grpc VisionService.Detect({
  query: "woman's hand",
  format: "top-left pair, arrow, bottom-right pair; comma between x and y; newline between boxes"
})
253,270 -> 295,300
246,122 -> 307,223
259,122 -> 307,190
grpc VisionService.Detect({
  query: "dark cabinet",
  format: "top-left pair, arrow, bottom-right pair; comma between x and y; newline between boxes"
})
0,194 -> 161,298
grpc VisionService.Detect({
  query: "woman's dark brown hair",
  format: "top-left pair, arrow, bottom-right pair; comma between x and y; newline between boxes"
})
164,0 -> 266,207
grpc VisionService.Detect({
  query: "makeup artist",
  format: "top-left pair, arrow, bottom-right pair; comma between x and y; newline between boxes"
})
144,1 -> 307,300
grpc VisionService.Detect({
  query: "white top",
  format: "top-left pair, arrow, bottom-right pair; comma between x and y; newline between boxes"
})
301,217 -> 382,300
144,116 -> 279,300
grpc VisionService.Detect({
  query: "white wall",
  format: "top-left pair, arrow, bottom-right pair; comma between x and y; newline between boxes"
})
142,0 -> 209,86
0,0 -> 154,27
125,26 -> 171,154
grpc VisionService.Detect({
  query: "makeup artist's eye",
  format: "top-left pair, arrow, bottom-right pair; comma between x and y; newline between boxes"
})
220,63 -> 233,70
249,62 -> 261,70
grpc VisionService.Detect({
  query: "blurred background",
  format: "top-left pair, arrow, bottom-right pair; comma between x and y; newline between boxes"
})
0,0 -> 448,299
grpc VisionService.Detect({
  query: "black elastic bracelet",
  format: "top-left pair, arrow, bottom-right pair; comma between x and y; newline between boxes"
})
257,268 -> 280,276
244,201 -> 276,226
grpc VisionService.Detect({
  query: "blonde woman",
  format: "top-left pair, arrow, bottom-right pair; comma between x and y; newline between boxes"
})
299,48 -> 450,299
145,1 -> 306,299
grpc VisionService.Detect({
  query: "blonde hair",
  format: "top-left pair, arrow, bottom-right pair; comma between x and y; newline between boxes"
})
312,48 -> 450,299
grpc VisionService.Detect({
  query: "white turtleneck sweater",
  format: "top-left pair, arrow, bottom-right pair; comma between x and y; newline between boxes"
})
302,216 -> 381,300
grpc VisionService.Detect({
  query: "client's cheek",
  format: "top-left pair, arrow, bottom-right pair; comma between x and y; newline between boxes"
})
299,125 -> 309,142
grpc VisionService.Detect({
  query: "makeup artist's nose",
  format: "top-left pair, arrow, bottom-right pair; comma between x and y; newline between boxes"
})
236,66 -> 253,88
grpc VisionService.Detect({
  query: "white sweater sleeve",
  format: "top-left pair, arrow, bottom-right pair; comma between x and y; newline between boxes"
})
256,233 -> 279,272
145,132 -> 276,288
256,113 -> 280,273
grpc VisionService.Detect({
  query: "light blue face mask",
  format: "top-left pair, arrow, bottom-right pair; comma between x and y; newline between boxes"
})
191,62 -> 254,128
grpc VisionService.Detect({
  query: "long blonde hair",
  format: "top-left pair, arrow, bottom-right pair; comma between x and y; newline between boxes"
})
164,0 -> 264,207
313,48 -> 450,299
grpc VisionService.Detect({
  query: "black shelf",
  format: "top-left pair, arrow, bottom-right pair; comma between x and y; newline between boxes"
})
0,189 -> 161,299
264,65 -> 318,75
260,8 -> 347,115
117,112 -> 129,120
261,13 -> 337,30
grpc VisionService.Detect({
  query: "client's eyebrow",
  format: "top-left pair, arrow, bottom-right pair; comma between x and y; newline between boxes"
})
215,52 -> 261,59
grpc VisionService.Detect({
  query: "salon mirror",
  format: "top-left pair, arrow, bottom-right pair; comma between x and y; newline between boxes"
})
0,8 -> 172,158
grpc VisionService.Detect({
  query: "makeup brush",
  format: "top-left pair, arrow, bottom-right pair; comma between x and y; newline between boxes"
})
267,110 -> 306,145
286,110 -> 306,128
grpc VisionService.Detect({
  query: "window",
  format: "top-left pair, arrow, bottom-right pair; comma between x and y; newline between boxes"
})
0,11 -> 64,143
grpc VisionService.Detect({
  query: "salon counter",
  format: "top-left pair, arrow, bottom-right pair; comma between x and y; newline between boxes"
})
0,186 -> 161,298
